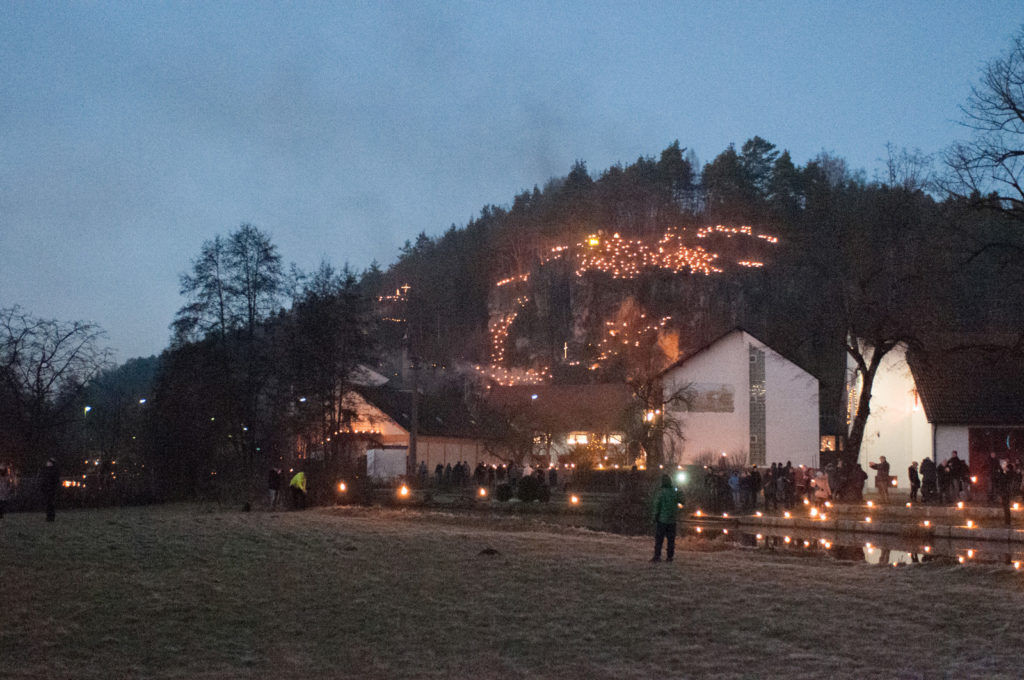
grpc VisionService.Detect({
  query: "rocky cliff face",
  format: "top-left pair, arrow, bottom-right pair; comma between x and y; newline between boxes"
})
484,228 -> 782,381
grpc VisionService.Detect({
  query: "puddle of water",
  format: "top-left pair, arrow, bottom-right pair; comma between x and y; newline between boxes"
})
684,524 -> 1024,568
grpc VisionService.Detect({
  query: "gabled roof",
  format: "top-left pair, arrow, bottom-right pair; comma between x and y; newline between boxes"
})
659,326 -> 810,378
353,386 -> 481,439
487,383 -> 633,432
908,346 -> 1024,426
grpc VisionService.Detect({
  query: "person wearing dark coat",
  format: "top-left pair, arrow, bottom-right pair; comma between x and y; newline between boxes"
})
908,461 -> 921,502
267,467 -> 282,510
937,463 -> 951,504
749,466 -> 762,512
920,457 -> 937,503
853,463 -> 868,502
994,459 -> 1013,526
42,457 -> 59,522
651,474 -> 682,562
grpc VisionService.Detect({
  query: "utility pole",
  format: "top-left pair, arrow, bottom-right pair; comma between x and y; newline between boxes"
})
408,355 -> 419,482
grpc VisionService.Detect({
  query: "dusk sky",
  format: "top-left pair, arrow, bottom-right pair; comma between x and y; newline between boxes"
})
2,2 -> 1022,361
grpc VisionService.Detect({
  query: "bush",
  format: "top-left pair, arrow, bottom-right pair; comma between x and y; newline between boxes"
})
494,483 -> 513,502
516,475 -> 550,502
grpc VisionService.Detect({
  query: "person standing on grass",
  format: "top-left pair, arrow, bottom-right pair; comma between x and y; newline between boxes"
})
42,457 -> 59,522
289,469 -> 307,510
267,467 -> 282,510
0,465 -> 13,519
908,461 -> 921,503
995,459 -> 1013,526
651,474 -> 682,562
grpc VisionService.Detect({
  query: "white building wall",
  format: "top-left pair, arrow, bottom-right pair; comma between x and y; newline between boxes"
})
663,331 -> 749,464
934,425 -> 970,466
663,330 -> 819,467
762,339 -> 819,468
850,344 -> 932,487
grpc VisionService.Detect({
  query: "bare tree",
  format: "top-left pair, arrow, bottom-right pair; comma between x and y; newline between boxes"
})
945,28 -> 1024,221
0,306 -> 112,468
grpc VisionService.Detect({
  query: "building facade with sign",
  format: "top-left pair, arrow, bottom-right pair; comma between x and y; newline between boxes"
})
660,328 -> 819,467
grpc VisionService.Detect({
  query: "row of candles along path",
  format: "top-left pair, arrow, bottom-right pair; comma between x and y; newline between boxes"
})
692,498 -> 1023,527
689,498 -> 1024,568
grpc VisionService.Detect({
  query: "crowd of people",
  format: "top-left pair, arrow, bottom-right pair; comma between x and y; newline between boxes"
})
420,460 -> 561,491
698,450 -> 1024,516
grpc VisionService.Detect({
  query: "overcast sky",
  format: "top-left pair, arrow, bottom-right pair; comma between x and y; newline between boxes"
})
2,2 -> 1022,361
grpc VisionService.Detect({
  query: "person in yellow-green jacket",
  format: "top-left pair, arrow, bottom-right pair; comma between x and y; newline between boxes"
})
651,473 -> 682,562
289,470 -> 307,510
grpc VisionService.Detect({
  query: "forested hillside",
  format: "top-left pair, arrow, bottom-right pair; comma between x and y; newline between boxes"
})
373,138 -> 1022,444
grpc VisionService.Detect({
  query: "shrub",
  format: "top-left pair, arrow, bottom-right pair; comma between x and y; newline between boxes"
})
516,475 -> 549,502
495,483 -> 513,502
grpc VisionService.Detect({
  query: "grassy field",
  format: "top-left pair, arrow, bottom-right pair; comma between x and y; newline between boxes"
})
3,504 -> 1024,679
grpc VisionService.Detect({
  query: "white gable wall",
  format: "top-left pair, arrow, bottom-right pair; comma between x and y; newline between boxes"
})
850,343 -> 932,487
762,338 -> 819,468
663,330 -> 749,463
663,330 -> 819,467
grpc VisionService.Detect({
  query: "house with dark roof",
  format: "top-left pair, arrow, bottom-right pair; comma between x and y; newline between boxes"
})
848,336 -> 1024,487
660,328 -> 819,467
486,384 -> 634,464
907,345 -> 1024,480
341,387 -> 498,474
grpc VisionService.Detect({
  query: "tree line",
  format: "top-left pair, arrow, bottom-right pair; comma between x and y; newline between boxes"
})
5,28 -> 1024,498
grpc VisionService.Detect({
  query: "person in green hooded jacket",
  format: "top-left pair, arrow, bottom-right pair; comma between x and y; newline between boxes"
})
651,473 -> 682,562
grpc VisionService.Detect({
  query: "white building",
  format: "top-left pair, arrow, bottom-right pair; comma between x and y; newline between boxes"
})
660,328 -> 819,467
851,340 -> 1024,486
847,342 -> 931,488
